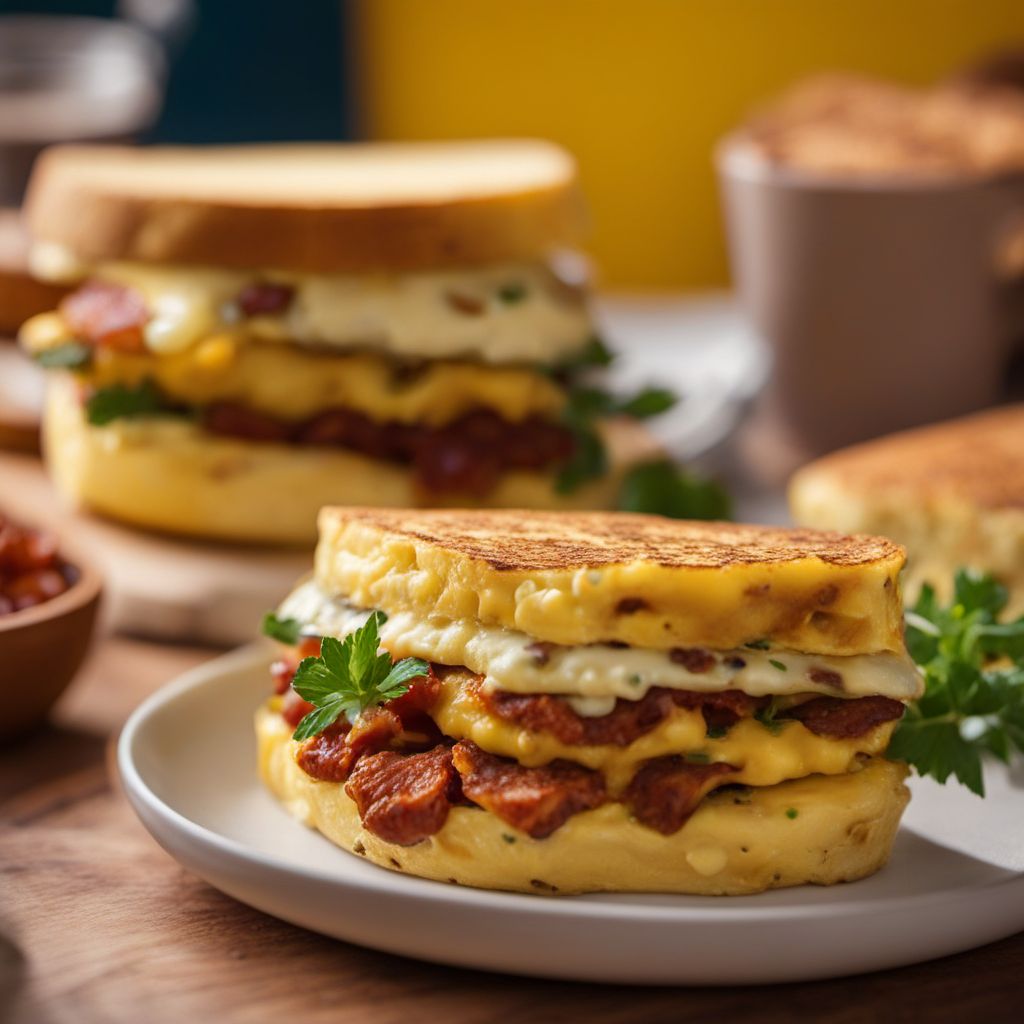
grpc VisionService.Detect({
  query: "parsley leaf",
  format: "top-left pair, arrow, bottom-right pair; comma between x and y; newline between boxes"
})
85,379 -> 168,426
261,612 -> 302,645
619,460 -> 732,520
290,611 -> 428,741
617,388 -> 677,419
555,426 -> 608,494
544,335 -> 683,495
754,698 -> 786,735
497,282 -> 527,304
34,341 -> 93,369
889,568 -> 1024,796
547,335 -> 615,376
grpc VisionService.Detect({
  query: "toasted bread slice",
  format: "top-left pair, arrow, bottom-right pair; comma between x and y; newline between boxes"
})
789,404 -> 1024,613
313,508 -> 906,655
26,141 -> 586,274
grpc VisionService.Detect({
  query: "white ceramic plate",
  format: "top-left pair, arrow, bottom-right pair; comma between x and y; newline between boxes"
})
118,647 -> 1024,986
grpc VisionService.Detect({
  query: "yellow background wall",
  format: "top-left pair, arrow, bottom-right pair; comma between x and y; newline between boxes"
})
354,0 -> 1024,288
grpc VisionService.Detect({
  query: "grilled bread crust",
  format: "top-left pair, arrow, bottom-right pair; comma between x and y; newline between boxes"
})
790,405 -> 1024,614
25,141 -> 586,274
314,509 -> 907,655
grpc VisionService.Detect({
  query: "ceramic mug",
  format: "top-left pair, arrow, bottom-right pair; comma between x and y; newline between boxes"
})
717,139 -> 1024,467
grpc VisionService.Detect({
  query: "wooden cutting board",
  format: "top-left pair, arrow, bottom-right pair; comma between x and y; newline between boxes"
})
0,451 -> 309,646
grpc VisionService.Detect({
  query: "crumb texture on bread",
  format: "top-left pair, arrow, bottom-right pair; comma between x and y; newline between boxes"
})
26,141 -> 586,273
313,508 -> 907,654
257,706 -> 908,896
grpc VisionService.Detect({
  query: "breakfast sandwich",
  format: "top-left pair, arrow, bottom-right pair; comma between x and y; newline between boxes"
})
257,508 -> 921,895
789,404 -> 1024,616
18,142 -> 666,544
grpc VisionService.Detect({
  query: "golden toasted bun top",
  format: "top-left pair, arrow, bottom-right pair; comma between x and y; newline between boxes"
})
25,141 -> 586,274
791,404 -> 1024,511
314,509 -> 907,655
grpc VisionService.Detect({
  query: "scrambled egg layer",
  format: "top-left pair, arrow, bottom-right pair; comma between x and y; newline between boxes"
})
314,513 -> 907,655
257,706 -> 910,895
23,314 -> 566,427
431,674 -> 896,794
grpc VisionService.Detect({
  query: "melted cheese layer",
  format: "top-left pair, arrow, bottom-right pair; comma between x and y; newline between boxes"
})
430,671 -> 895,794
29,331 -> 566,427
278,581 -> 924,703
33,258 -> 592,363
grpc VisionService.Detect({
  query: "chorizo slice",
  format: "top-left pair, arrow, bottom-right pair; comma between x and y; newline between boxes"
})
476,683 -> 767,747
345,744 -> 457,846
297,707 -> 400,782
625,756 -> 738,835
452,740 -> 606,839
780,695 -> 904,738
60,280 -> 149,352
478,683 -> 676,747
236,281 -> 295,317
668,689 -> 769,732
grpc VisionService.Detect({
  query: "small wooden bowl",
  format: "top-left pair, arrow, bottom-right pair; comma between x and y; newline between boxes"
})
0,540 -> 102,739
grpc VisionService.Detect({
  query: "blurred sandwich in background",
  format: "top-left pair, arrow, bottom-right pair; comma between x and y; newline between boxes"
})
18,141 -> 673,545
789,405 -> 1024,614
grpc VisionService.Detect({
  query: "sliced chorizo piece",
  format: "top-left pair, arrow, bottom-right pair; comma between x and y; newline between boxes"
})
625,756 -> 738,835
384,665 -> 441,736
780,695 -> 904,738
345,744 -> 457,846
476,683 -> 768,747
297,707 -> 401,782
478,683 -> 676,747
60,280 -> 149,352
202,402 -> 294,443
452,740 -> 605,839
668,689 -> 770,733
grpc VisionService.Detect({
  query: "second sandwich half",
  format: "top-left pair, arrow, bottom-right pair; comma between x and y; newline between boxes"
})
20,141 -> 664,544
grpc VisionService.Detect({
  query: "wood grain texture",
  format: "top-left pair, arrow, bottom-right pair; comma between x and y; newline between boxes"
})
1,637 -> 1022,1023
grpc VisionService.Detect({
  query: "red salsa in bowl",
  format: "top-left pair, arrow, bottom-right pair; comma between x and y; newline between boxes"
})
0,513 -> 75,616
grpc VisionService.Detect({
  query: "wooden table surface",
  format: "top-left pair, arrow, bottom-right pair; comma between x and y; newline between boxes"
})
2,631 -> 1022,1024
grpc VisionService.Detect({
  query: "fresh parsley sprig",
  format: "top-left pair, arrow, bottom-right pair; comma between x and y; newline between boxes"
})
545,335 -> 615,377
261,612 -> 302,645
554,386 -> 679,494
545,335 -> 683,494
888,569 -> 1024,796
34,341 -> 93,370
288,611 -> 428,742
85,379 -> 169,426
618,460 -> 731,520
